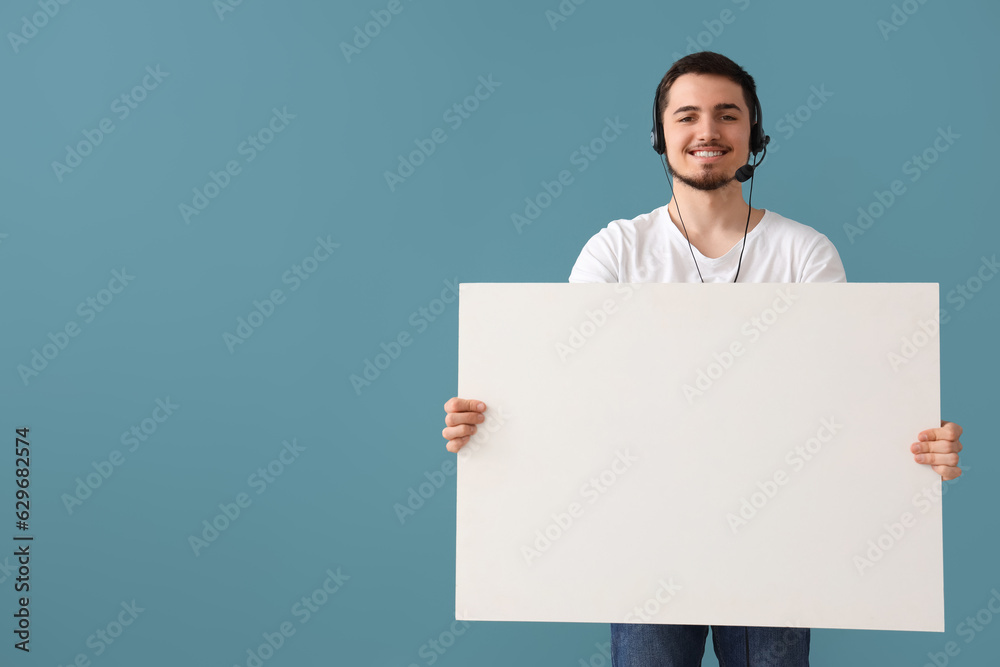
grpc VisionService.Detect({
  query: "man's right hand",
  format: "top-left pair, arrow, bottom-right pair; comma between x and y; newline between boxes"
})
442,397 -> 487,453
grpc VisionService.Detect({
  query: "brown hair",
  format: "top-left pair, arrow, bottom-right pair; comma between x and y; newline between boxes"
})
655,51 -> 759,127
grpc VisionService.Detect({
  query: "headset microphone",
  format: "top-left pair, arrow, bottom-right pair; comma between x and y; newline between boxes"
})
735,135 -> 769,183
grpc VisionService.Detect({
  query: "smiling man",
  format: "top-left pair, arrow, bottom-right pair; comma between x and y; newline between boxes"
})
441,51 -> 965,667
568,52 -> 844,286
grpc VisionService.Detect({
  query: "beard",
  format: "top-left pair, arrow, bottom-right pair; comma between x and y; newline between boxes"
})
666,153 -> 745,191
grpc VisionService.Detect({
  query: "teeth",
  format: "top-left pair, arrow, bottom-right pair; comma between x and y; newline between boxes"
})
693,151 -> 724,157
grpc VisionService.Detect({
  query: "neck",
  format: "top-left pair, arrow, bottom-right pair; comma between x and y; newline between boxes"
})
668,179 -> 755,238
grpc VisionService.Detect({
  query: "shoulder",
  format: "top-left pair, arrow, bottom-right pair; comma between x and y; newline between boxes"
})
762,210 -> 847,282
762,209 -> 842,256
582,205 -> 666,248
762,209 -> 831,241
568,206 -> 666,283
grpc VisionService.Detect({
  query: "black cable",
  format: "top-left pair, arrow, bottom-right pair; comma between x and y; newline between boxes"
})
658,154 -> 755,283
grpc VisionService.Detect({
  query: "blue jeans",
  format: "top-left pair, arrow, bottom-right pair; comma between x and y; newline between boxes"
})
611,623 -> 810,666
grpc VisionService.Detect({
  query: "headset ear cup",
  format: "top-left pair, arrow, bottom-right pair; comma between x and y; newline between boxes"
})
751,94 -> 765,155
651,85 -> 667,155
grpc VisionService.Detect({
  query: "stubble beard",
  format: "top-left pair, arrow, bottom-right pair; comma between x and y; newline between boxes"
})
665,156 -> 736,192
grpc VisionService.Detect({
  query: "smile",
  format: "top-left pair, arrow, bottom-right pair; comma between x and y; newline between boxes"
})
688,149 -> 728,162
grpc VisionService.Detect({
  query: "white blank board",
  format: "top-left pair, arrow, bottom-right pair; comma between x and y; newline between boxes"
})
455,283 -> 942,632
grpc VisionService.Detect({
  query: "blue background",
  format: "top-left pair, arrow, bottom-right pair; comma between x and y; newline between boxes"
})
1,0 -> 997,665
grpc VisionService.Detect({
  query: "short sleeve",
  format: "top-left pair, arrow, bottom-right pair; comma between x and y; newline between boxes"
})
568,226 -> 620,283
799,234 -> 847,283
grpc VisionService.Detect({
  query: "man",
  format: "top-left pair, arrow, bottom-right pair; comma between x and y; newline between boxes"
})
442,51 -> 963,666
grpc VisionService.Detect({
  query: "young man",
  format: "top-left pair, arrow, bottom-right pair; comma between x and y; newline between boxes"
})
442,51 -> 964,666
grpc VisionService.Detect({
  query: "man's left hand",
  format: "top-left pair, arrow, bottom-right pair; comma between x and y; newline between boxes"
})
911,420 -> 963,481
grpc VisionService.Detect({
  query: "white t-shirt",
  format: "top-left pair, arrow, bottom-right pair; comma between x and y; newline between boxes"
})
568,205 -> 846,284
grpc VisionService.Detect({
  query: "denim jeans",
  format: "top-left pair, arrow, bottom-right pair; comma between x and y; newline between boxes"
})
610,623 -> 810,667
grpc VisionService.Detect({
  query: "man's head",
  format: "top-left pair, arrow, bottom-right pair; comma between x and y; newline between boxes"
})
652,52 -> 761,191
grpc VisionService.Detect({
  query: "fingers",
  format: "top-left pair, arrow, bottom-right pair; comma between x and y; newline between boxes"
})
443,397 -> 487,414
912,450 -> 961,467
912,419 -> 964,477
445,410 -> 486,428
917,420 -> 963,443
941,420 -> 963,439
911,439 -> 962,456
445,435 -> 471,453
443,397 -> 488,453
441,421 -> 479,442
932,465 -> 962,481
911,433 -> 962,479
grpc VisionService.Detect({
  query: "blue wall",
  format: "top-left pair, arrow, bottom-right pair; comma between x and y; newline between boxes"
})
2,0 -> 996,665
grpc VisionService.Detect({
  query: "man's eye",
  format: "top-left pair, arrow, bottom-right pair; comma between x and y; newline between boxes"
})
723,115 -> 737,120
679,117 -> 693,122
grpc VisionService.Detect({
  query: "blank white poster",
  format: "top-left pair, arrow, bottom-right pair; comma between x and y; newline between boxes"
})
455,282 -> 942,632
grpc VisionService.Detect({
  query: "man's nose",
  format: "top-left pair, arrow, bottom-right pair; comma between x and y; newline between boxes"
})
695,118 -> 722,139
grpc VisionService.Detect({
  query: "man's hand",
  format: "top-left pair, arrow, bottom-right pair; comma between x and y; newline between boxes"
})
911,420 -> 963,481
442,397 -> 487,453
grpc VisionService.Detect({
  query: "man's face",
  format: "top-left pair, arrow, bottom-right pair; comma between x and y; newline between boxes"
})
660,73 -> 753,191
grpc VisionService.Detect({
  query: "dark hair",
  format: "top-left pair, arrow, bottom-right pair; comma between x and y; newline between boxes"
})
655,51 -> 758,128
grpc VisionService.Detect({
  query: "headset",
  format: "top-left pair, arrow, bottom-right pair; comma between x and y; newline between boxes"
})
649,72 -> 770,283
